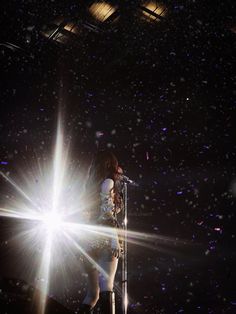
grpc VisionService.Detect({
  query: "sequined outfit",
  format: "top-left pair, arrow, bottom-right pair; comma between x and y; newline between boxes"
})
86,179 -> 123,252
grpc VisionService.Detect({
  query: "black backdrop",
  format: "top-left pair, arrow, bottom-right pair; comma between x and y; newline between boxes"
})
0,1 -> 235,313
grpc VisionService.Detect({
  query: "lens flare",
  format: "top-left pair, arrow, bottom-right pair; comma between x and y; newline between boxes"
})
0,113 -> 190,313
41,212 -> 62,232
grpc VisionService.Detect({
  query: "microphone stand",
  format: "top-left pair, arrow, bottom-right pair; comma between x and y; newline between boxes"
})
121,182 -> 128,314
117,173 -> 137,314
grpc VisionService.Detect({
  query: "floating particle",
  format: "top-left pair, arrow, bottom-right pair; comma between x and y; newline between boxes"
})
197,221 -> 204,226
86,121 -> 92,128
95,131 -> 104,138
146,152 -> 149,160
0,161 -> 8,165
230,179 -> 236,197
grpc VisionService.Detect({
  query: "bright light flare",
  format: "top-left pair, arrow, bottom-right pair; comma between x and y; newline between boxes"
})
41,212 -> 62,232
0,113 -> 84,314
0,112 -> 191,314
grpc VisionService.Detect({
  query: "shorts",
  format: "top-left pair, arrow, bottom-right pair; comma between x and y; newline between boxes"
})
80,243 -> 116,272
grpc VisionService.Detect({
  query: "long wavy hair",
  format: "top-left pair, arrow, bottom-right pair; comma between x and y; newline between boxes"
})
84,150 -> 122,221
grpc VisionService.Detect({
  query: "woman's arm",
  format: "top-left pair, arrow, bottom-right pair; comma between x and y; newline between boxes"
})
98,178 -> 121,258
100,178 -> 115,215
96,178 -> 118,224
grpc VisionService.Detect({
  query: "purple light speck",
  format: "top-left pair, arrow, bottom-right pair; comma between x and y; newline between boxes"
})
0,161 -> 8,165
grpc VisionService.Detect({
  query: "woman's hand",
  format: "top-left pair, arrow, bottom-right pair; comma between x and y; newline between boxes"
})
111,237 -> 121,258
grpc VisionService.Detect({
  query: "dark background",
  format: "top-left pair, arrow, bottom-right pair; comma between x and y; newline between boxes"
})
0,0 -> 235,313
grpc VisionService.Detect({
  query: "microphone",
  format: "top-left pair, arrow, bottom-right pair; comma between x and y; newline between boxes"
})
119,174 -> 139,187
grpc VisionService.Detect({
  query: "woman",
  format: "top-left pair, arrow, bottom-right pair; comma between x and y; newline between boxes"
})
78,150 -> 124,314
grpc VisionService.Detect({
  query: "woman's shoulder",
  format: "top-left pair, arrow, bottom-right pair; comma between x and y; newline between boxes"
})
101,178 -> 114,193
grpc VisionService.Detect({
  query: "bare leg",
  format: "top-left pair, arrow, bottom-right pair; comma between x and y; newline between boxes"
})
82,251 -> 100,308
98,248 -> 119,291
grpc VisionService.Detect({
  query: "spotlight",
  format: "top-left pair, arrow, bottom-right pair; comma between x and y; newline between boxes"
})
141,1 -> 167,22
89,1 -> 117,23
63,23 -> 80,35
40,17 -> 80,45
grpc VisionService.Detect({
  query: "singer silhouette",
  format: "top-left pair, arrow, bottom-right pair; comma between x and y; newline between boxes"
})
78,150 -> 124,314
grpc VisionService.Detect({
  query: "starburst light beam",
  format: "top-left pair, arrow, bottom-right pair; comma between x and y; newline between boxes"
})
0,111 -> 192,314
63,231 -> 124,297
0,171 -> 41,212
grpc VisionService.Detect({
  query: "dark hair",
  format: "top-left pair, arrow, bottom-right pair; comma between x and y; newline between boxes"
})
84,150 -> 122,221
